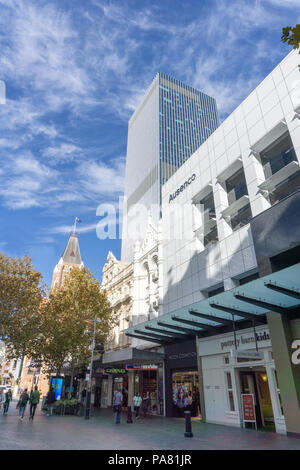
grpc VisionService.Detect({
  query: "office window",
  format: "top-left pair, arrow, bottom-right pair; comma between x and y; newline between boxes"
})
226,167 -> 248,204
261,133 -> 297,179
193,187 -> 218,247
225,167 -> 252,231
259,132 -> 300,206
239,272 -> 259,285
225,372 -> 235,411
208,285 -> 224,297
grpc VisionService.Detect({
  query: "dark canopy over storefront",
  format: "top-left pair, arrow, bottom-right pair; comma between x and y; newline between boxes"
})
101,347 -> 164,367
124,263 -> 300,343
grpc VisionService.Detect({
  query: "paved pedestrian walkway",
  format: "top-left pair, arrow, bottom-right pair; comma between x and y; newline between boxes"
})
1,400 -> 300,450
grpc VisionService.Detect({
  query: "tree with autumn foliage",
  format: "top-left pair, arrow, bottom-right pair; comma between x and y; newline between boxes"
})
0,253 -> 45,359
33,266 -> 117,395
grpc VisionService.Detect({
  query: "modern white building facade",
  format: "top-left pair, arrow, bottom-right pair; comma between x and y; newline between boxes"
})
161,49 -> 300,313
125,50 -> 300,436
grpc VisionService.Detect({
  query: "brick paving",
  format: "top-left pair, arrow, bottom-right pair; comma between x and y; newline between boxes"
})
1,400 -> 300,450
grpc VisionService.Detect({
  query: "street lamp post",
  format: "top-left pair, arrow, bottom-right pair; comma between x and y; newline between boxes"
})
83,315 -> 101,420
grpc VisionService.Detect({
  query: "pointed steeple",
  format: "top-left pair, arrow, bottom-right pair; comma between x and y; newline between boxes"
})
51,231 -> 84,289
61,232 -> 82,265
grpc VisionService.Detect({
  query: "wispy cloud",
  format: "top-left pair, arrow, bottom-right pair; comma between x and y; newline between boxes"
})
77,158 -> 126,197
43,143 -> 82,164
49,222 -> 98,235
0,0 -> 296,271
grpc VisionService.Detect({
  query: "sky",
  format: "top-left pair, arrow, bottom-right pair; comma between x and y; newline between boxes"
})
0,0 -> 299,288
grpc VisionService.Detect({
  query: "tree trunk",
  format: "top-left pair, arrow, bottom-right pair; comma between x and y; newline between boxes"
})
68,366 -> 74,399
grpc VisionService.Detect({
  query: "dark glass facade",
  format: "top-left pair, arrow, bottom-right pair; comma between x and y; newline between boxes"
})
158,73 -> 219,187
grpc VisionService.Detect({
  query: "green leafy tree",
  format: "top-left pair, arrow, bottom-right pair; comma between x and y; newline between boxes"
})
33,267 -> 117,396
281,25 -> 300,50
0,253 -> 45,359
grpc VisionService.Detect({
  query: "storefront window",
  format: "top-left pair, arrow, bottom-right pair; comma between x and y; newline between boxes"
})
172,371 -> 200,417
145,371 -> 157,411
225,372 -> 235,411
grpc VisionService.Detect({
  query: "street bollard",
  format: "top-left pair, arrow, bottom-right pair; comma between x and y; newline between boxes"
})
127,405 -> 133,423
184,410 -> 193,438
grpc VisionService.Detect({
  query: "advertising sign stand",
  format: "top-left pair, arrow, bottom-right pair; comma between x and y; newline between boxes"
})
241,394 -> 257,430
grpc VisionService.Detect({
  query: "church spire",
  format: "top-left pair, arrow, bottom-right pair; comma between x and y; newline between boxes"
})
51,230 -> 84,289
61,231 -> 82,265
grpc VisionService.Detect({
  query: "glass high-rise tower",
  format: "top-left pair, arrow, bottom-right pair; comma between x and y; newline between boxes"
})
121,72 -> 219,261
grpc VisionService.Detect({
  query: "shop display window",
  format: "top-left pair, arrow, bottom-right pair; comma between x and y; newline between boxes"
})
172,371 -> 200,417
225,372 -> 235,411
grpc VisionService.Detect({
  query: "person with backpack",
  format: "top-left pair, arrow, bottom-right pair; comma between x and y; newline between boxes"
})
18,388 -> 29,420
45,387 -> 56,416
29,386 -> 40,420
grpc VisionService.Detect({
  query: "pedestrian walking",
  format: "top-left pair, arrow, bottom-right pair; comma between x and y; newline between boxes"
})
3,389 -> 12,415
0,389 -> 4,412
45,387 -> 56,416
80,388 -> 86,404
133,392 -> 142,419
142,392 -> 151,418
18,388 -> 29,420
29,386 -> 40,420
113,388 -> 123,424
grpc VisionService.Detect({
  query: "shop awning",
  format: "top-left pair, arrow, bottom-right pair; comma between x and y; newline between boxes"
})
124,263 -> 300,343
101,347 -> 164,366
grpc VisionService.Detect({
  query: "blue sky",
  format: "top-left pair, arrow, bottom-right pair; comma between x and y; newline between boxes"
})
0,0 -> 299,287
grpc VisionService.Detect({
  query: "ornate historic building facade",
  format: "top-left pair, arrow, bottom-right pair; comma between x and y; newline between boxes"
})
101,251 -> 133,352
99,216 -> 165,413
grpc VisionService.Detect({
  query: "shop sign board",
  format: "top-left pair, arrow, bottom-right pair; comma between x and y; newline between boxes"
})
105,368 -> 126,374
230,349 -> 264,360
51,377 -> 63,401
242,394 -> 256,428
125,364 -> 158,370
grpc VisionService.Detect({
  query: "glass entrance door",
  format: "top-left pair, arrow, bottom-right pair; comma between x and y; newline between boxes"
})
239,369 -> 275,431
256,372 -> 275,431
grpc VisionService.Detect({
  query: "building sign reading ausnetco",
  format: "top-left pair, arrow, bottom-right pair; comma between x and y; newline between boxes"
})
169,174 -> 196,203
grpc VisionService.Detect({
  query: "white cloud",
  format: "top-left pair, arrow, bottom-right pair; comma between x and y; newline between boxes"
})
49,222 -> 98,235
77,158 -> 126,197
43,143 -> 81,164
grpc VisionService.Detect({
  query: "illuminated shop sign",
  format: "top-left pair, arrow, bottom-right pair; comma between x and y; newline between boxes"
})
169,174 -> 196,203
104,368 -> 126,374
125,364 -> 158,370
51,377 -> 63,401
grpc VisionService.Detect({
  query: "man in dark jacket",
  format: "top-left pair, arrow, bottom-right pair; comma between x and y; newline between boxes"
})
18,389 -> 29,420
29,386 -> 40,420
46,388 -> 56,416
